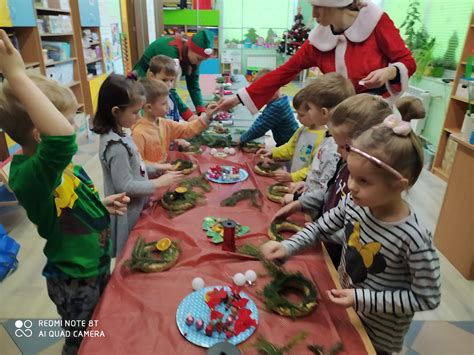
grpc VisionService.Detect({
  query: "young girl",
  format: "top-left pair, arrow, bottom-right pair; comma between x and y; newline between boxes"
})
274,94 -> 425,267
93,74 -> 183,257
261,96 -> 440,354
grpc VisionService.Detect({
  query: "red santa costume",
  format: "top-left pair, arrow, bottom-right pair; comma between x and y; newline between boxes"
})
238,0 -> 415,114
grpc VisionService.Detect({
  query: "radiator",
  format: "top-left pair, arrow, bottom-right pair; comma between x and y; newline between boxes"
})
403,85 -> 432,135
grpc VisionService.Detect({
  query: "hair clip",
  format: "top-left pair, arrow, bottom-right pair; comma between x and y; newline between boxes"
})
383,108 -> 411,136
126,71 -> 138,81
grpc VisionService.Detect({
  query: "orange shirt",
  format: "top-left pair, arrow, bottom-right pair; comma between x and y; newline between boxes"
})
132,116 -> 208,163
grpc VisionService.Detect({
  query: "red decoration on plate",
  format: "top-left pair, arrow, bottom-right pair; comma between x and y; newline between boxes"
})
234,308 -> 257,336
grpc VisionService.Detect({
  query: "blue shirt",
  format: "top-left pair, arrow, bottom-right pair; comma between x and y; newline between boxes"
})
240,95 -> 299,147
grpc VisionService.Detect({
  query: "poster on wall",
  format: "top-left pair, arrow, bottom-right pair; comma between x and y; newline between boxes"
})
99,0 -> 124,75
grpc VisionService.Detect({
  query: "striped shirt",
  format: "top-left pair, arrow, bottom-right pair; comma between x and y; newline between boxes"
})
282,195 -> 441,353
240,95 -> 299,147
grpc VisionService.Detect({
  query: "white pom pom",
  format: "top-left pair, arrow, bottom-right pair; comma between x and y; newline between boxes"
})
228,148 -> 236,155
244,270 -> 257,283
233,273 -> 246,286
210,148 -> 217,156
223,147 -> 230,154
204,48 -> 213,55
192,277 -> 205,291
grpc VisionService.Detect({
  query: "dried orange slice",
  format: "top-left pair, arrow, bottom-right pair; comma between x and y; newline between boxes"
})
175,187 -> 188,194
155,238 -> 172,251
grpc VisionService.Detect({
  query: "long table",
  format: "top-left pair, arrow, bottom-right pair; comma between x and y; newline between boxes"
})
79,75 -> 375,354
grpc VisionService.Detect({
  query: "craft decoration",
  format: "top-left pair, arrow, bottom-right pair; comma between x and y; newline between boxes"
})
171,159 -> 197,175
179,175 -> 212,193
236,244 -> 318,319
220,189 -> 262,210
223,147 -> 236,155
268,219 -> 303,241
190,133 -> 237,148
244,270 -> 257,284
202,217 -> 250,244
161,187 -> 206,216
266,183 -> 290,203
212,111 -> 233,123
233,273 -> 246,286
178,144 -> 202,154
192,277 -> 206,291
307,342 -> 344,355
253,162 -> 281,177
206,165 -> 249,184
241,141 -> 265,153
249,332 -> 308,355
124,236 -> 180,273
208,123 -> 230,135
176,285 -> 258,347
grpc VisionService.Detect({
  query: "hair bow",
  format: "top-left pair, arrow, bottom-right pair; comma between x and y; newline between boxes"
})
383,109 -> 411,136
126,71 -> 138,81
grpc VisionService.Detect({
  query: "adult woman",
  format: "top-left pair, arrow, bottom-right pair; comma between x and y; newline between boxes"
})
217,0 -> 415,114
134,29 -> 214,120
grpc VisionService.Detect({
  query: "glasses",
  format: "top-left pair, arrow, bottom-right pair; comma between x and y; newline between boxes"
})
345,144 -> 406,181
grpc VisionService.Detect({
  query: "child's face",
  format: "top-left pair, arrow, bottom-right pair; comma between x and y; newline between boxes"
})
295,107 -> 312,127
307,102 -> 329,127
347,153 -> 402,208
116,100 -> 144,128
148,95 -> 169,118
328,124 -> 350,160
152,71 -> 175,90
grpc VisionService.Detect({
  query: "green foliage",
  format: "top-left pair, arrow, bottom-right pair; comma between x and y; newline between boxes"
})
400,0 -> 421,52
245,28 -> 259,43
253,332 -> 308,355
443,32 -> 459,70
190,133 -> 236,148
220,189 -> 262,210
179,175 -> 212,192
171,159 -> 193,170
257,161 -> 280,172
124,236 -> 180,272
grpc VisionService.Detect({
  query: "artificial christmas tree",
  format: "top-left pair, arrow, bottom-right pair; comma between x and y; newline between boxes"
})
277,12 -> 310,56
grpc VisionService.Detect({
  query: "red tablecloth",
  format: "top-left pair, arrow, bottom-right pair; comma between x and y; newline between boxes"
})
79,150 -> 375,355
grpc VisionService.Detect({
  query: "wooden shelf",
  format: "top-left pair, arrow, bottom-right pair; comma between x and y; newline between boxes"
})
452,95 -> 473,104
25,62 -> 40,69
67,81 -> 81,88
44,57 -> 77,67
35,6 -> 71,14
40,32 -> 74,37
85,57 -> 102,65
432,167 -> 449,181
451,132 -> 474,150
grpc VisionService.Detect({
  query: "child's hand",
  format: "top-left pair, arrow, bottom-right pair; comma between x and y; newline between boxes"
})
326,289 -> 355,307
205,103 -> 219,118
0,30 -> 26,78
102,192 -> 130,216
281,193 -> 294,205
290,181 -> 306,194
152,171 -> 184,188
260,241 -> 288,260
256,148 -> 271,158
155,163 -> 175,172
174,139 -> 191,148
274,169 -> 292,182
272,201 -> 302,221
235,136 -> 241,145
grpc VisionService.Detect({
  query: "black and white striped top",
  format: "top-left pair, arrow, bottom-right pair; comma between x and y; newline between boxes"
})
281,194 -> 441,353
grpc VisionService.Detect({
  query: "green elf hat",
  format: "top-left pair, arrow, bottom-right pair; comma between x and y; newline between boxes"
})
188,29 -> 214,58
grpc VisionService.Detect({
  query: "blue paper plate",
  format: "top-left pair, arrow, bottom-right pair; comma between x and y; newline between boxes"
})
206,167 -> 248,184
176,286 -> 258,348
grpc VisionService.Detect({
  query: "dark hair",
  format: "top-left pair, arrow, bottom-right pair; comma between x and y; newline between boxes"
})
293,89 -> 308,110
140,78 -> 169,104
92,74 -> 144,135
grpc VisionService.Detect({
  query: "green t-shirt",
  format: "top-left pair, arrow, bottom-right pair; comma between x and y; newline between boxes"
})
9,135 -> 111,278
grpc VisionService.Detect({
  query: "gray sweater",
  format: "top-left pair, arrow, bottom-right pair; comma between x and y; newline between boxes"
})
99,131 -> 157,257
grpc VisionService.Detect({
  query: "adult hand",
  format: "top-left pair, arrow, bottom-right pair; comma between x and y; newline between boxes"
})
0,30 -> 26,78
274,169 -> 292,182
152,171 -> 184,189
216,96 -> 240,112
102,192 -> 130,216
256,149 -> 272,158
260,241 -> 288,260
273,200 -> 302,221
360,67 -> 397,89
326,289 -> 355,307
205,102 -> 219,118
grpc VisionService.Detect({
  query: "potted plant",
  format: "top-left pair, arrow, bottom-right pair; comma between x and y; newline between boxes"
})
430,58 -> 445,77
443,32 -> 459,79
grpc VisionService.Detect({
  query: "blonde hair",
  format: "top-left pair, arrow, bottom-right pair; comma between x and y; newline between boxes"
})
0,74 -> 77,146
336,94 -> 426,186
148,55 -> 178,78
253,68 -> 272,83
140,78 -> 169,104
300,72 -> 355,109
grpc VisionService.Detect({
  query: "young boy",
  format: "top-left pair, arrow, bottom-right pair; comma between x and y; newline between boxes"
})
257,73 -> 355,183
132,78 -> 217,163
147,54 -> 199,122
0,30 -> 129,354
236,68 -> 299,147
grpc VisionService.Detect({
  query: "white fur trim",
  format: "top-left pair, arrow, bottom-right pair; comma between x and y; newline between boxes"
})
238,87 -> 259,115
386,62 -> 409,100
334,35 -> 348,77
204,48 -> 213,55
308,1 -> 383,51
309,0 -> 353,7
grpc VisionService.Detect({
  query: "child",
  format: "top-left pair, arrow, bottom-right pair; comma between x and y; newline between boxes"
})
147,54 -> 198,122
236,68 -> 299,147
0,30 -> 129,354
132,78 -> 217,163
274,94 -> 426,267
260,97 -> 440,354
93,74 -> 183,257
257,73 -> 355,183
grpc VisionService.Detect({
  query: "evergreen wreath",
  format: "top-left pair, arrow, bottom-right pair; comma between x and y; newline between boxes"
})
253,161 -> 281,177
220,189 -> 262,210
124,236 -> 180,273
266,183 -> 290,203
171,159 -> 196,175
241,141 -> 265,153
268,219 -> 303,241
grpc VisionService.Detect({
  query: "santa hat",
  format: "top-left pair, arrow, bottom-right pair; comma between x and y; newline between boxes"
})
187,29 -> 214,58
309,0 -> 353,7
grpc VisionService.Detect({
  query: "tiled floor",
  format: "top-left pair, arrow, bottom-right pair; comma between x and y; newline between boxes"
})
0,80 -> 473,354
